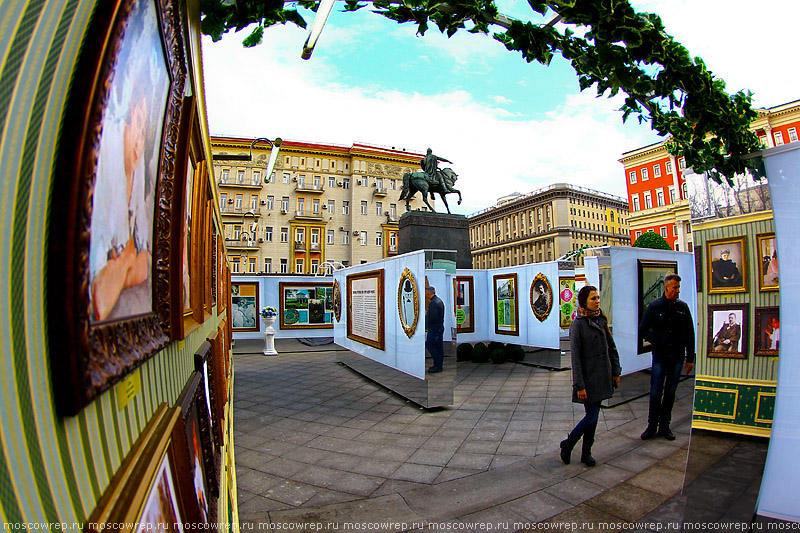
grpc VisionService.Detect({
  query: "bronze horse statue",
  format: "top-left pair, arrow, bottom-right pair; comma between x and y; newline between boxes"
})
399,168 -> 462,214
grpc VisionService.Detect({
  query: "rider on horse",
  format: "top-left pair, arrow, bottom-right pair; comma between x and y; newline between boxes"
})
421,148 -> 454,193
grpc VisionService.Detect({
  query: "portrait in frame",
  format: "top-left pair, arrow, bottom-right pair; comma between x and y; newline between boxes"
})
756,233 -> 779,291
754,306 -> 780,357
280,282 -> 334,329
332,279 -> 342,322
454,276 -> 475,333
397,268 -> 420,339
637,260 -> 678,354
530,273 -> 553,323
708,303 -> 749,359
47,0 -> 186,416
231,281 -> 259,331
494,273 -> 519,336
346,269 -> 385,350
707,236 -> 748,294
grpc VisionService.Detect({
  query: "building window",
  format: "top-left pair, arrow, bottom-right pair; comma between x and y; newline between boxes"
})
280,258 -> 288,273
328,199 -> 335,212
221,169 -> 229,183
361,201 -> 368,215
665,160 -> 673,174
342,232 -> 350,245
265,227 -> 273,242
343,178 -> 350,189
328,176 -> 336,188
235,194 -> 243,209
264,258 -> 272,273
635,230 -> 642,239
672,224 -> 677,236
298,174 -> 306,188
311,260 -> 319,274
376,178 -> 383,190
641,168 -> 649,181
682,183 -> 688,199
237,169 -> 245,183
231,257 -> 240,273
253,171 -> 261,184
669,188 -> 676,203
295,259 -> 304,274
327,229 -> 334,245
759,135 -> 768,148
389,203 -> 396,218
266,195 -> 274,210
313,175 -> 321,188
775,131 -> 784,146
219,193 -> 227,211
675,243 -> 680,251
678,157 -> 686,170
390,232 -> 397,249
632,195 -> 640,211
376,201 -> 383,216
609,211 -> 615,222
644,192 -> 652,209
629,170 -> 637,184
311,229 -> 320,250
297,197 -> 305,216
233,225 -> 241,240
295,228 -> 305,245
250,194 -> 259,211
376,232 -> 382,246
280,227 -> 288,242
789,127 -> 798,143
281,196 -> 289,211
656,190 -> 664,206
360,232 -> 367,246
390,179 -> 396,190
312,198 -> 320,214
249,257 -> 256,273
343,201 -> 349,215
653,164 -> 661,178
660,226 -> 667,238
283,172 -> 290,184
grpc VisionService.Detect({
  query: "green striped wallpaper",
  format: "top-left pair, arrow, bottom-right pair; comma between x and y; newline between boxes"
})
0,0 -> 230,524
693,212 -> 779,434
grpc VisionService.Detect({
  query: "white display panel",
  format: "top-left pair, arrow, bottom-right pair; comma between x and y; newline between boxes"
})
524,262 -> 560,349
454,269 -> 489,343
757,144 -> 800,521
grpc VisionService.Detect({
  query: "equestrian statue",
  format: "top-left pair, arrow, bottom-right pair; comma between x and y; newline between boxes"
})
399,148 -> 462,214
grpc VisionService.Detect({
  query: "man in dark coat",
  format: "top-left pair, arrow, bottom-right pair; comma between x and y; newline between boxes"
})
425,285 -> 445,373
639,273 -> 695,441
420,148 -> 453,193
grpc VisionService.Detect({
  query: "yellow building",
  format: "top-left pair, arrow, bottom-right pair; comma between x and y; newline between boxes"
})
212,137 -> 428,273
468,184 -> 630,268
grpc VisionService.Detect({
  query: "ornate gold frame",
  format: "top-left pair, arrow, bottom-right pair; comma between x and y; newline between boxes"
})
397,268 -> 419,339
333,279 -> 342,322
529,272 -> 553,323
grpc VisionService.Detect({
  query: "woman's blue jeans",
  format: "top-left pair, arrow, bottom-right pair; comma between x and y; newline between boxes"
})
569,401 -> 601,442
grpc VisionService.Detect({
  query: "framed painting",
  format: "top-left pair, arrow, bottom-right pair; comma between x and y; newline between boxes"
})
454,276 -> 475,333
494,273 -> 519,336
203,197 -> 214,315
194,342 -> 219,454
637,260 -> 678,354
694,245 -> 703,292
332,279 -> 342,322
756,233 -> 779,291
708,303 -> 749,359
398,268 -> 420,338
231,281 -> 259,331
754,307 -> 780,357
47,0 -> 186,416
88,404 -> 188,531
176,372 -> 218,523
558,277 -> 576,329
530,273 -> 553,323
279,282 -> 334,329
707,236 -> 748,294
346,269 -> 385,350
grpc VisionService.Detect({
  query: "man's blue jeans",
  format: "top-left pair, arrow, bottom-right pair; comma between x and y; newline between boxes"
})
648,354 -> 684,428
426,327 -> 444,369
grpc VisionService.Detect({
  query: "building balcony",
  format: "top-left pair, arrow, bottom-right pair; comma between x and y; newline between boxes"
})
374,187 -> 387,197
220,205 -> 261,217
225,237 -> 259,250
295,210 -> 323,220
218,179 -> 263,189
387,244 -> 398,255
294,241 -> 305,251
295,184 -> 325,193
310,242 -> 321,251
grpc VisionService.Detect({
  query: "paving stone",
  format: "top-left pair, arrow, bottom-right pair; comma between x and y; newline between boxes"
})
578,464 -> 636,488
587,484 -> 667,522
607,451 -> 663,473
542,477 -> 607,506
627,466 -> 686,497
391,463 -> 443,483
326,471 -> 385,496
268,494 -> 424,531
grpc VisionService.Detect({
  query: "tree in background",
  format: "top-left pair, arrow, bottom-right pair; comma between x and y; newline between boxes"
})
633,232 -> 672,250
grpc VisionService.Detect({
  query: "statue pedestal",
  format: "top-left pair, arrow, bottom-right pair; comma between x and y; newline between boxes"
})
398,211 -> 472,269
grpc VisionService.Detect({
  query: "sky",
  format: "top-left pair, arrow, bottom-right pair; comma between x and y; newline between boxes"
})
201,0 -> 800,215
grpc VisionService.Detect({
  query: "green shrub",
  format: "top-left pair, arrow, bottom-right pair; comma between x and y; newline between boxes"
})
632,231 -> 672,250
507,344 -> 526,362
490,348 -> 506,364
487,341 -> 505,354
471,342 -> 489,363
456,343 -> 473,361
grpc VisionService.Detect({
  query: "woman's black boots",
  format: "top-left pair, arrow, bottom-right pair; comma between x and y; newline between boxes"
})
581,423 -> 598,467
560,433 -> 579,464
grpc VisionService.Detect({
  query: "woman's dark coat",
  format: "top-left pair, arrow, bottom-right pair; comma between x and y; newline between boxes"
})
569,314 -> 622,404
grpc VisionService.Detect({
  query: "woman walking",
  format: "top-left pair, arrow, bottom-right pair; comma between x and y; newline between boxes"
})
560,285 -> 621,467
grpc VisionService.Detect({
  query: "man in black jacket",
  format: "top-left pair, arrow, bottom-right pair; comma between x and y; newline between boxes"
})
425,285 -> 445,373
639,273 -> 695,440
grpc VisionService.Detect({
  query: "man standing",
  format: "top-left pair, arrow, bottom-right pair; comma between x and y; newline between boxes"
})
425,285 -> 445,374
639,273 -> 695,441
420,148 -> 453,193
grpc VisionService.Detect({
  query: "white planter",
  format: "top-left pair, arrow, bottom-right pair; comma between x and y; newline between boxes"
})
262,315 -> 278,356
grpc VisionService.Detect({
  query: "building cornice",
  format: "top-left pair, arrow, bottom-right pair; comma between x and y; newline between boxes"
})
693,210 -> 773,231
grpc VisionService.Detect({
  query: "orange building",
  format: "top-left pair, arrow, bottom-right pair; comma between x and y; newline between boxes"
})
621,99 -> 800,250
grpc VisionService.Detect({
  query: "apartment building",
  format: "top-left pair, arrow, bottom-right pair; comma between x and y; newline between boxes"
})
468,183 -> 630,268
212,136 -> 426,274
621,99 -> 800,250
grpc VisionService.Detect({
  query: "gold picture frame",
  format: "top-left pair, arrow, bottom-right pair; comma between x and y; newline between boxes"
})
707,236 -> 748,294
346,269 -> 385,350
756,233 -> 779,291
529,272 -> 553,323
397,268 -> 420,339
494,273 -> 519,336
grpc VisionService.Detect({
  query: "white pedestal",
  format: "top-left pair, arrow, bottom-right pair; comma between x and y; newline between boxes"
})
262,316 -> 278,356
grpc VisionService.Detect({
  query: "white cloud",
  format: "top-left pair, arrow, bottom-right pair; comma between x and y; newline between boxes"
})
491,95 -> 512,104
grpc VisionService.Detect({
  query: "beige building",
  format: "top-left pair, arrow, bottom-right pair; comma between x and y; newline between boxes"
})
212,136 -> 428,274
468,184 -> 630,268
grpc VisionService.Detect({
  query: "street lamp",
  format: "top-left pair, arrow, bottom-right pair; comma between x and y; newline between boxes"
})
212,136 -> 282,184
301,0 -> 335,60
